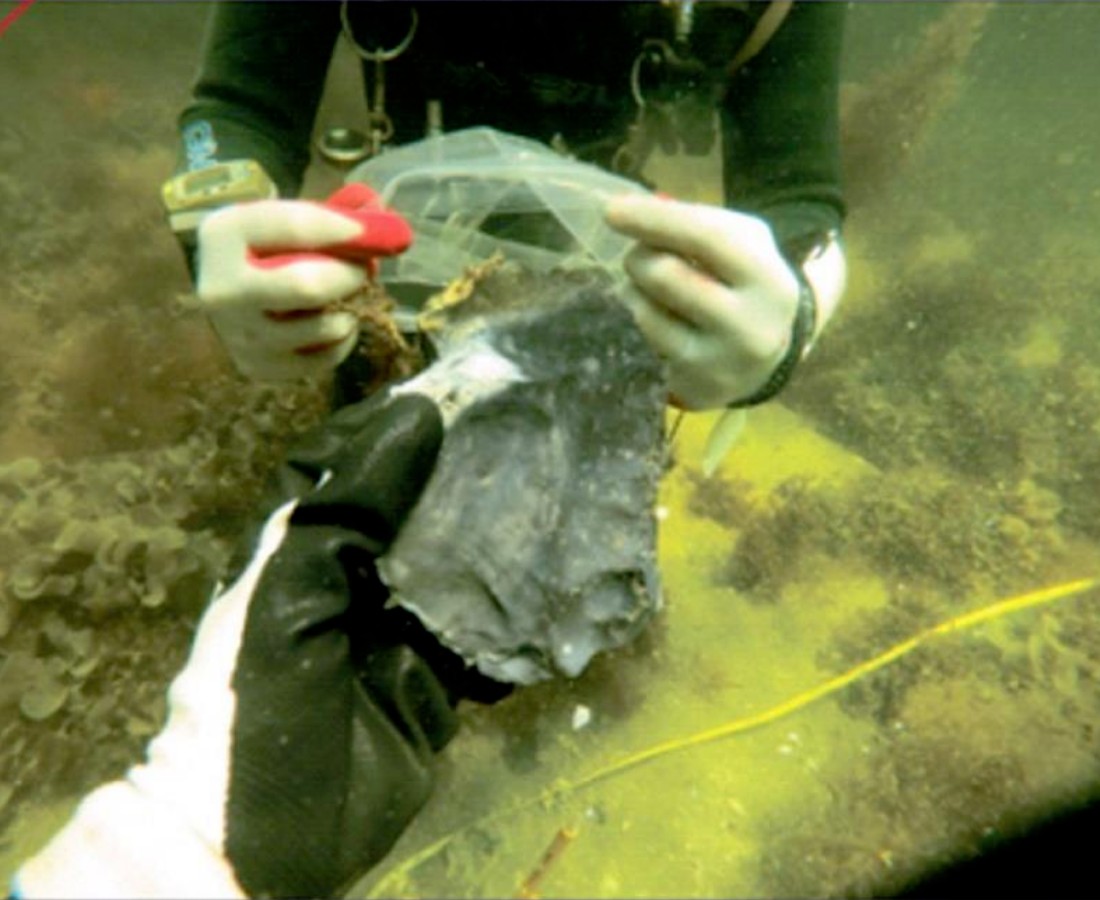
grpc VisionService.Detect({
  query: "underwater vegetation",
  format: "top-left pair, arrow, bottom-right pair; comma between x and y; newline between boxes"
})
714,4 -> 1100,893
0,2 -> 330,856
0,378 -> 328,835
0,127 -> 327,828
354,6 -> 1100,896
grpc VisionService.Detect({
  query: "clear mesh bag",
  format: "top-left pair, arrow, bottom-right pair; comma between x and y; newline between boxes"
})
348,127 -> 649,323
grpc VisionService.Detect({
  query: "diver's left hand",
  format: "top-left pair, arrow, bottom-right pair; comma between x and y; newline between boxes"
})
605,194 -> 803,410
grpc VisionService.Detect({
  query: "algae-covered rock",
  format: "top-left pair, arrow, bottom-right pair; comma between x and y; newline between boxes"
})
380,266 -> 666,685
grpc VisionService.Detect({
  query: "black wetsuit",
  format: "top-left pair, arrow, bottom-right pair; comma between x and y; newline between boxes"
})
178,1 -> 845,255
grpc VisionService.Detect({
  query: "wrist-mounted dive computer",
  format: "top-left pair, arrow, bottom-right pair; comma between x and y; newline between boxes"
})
160,159 -> 277,238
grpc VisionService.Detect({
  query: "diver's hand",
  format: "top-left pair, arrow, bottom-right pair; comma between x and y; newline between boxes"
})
16,395 -> 455,899
605,194 -> 805,410
196,198 -> 371,381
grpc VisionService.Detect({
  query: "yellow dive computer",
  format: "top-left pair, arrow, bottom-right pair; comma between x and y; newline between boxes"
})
161,159 -> 277,236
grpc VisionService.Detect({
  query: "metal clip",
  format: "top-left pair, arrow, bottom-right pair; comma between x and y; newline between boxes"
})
339,1 -> 418,156
614,37 -> 717,172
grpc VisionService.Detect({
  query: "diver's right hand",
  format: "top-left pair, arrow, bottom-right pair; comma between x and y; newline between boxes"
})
195,199 -> 372,381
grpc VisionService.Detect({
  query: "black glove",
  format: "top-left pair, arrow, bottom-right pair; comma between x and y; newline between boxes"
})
225,393 -> 454,897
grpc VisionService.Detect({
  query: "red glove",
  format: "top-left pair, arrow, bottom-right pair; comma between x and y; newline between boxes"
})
196,184 -> 412,382
248,183 -> 412,275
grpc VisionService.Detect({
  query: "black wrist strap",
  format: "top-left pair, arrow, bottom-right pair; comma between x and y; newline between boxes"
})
728,266 -> 817,408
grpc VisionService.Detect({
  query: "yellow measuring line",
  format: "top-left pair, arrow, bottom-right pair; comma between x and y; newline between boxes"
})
368,575 -> 1100,896
568,575 -> 1099,792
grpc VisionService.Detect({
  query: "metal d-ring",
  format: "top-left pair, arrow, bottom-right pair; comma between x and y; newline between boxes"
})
629,38 -> 689,110
340,1 -> 418,63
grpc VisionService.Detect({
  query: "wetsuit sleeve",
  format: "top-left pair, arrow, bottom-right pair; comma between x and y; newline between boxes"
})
177,2 -> 343,198
723,0 -> 846,258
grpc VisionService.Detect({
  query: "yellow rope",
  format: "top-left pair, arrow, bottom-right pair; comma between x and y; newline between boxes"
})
367,575 -> 1100,896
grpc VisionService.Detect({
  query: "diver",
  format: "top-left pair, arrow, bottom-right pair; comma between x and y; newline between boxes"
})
168,0 -> 847,411
14,2 -> 848,896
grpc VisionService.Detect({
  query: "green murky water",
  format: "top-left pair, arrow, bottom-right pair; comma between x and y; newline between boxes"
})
3,3 -> 1100,896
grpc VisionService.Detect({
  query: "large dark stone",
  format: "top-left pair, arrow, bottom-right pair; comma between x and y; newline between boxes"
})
378,267 -> 666,684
